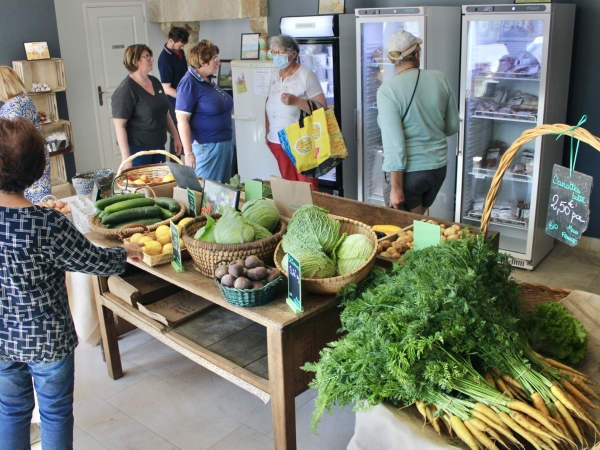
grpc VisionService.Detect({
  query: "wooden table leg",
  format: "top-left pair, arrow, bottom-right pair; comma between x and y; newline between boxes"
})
268,327 -> 297,450
92,276 -> 123,380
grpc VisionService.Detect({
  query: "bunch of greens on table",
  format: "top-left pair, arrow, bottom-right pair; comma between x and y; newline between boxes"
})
304,236 -> 598,449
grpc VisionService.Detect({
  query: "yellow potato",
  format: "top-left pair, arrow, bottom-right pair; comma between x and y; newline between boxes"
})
142,240 -> 162,256
157,233 -> 171,246
178,217 -> 194,228
161,243 -> 173,254
130,233 -> 144,244
155,225 -> 170,235
138,236 -> 154,244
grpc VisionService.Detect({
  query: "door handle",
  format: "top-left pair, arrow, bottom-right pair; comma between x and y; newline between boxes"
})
97,86 -> 109,106
231,115 -> 256,121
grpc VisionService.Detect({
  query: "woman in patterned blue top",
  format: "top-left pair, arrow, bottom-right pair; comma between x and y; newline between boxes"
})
0,66 -> 52,204
0,118 -> 144,450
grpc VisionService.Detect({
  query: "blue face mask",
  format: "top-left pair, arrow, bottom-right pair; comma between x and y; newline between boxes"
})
273,54 -> 291,69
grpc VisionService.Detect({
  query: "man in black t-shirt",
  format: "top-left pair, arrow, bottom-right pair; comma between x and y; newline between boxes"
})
158,27 -> 189,155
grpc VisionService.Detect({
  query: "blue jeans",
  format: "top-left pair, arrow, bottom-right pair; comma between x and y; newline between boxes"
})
192,140 -> 234,184
129,145 -> 166,167
0,353 -> 75,450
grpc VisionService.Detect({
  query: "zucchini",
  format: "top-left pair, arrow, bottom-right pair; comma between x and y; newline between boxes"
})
102,206 -> 165,225
95,193 -> 145,210
155,197 -> 180,212
104,198 -> 155,214
98,210 -> 108,219
113,217 -> 164,229
159,208 -> 174,220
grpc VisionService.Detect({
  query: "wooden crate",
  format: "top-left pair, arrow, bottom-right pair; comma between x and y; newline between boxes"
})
50,154 -> 67,181
12,58 -> 67,93
43,119 -> 73,156
30,93 -> 58,124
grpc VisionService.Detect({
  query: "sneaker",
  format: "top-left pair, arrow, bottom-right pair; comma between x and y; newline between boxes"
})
30,423 -> 41,445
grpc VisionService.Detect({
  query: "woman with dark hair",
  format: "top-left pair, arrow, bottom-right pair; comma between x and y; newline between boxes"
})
0,66 -> 51,203
176,40 -> 234,182
0,117 -> 144,450
112,44 -> 182,170
265,34 -> 327,190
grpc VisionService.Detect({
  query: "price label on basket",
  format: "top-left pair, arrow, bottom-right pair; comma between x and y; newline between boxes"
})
545,164 -> 593,247
91,181 -> 101,202
170,221 -> 185,273
286,254 -> 303,314
187,188 -> 196,217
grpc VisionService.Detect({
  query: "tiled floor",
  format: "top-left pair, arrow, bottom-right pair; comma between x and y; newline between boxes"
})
31,242 -> 599,450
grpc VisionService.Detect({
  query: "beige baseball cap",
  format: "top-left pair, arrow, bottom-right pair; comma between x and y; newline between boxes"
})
387,31 -> 423,60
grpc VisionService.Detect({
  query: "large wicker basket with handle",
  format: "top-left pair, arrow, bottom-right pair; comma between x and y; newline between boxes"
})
274,216 -> 378,295
181,214 -> 287,278
115,150 -> 183,191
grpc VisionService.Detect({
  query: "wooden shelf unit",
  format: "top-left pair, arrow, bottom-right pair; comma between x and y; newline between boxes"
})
12,58 -> 67,93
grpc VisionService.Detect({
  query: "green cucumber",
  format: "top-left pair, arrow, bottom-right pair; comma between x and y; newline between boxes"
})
155,197 -> 180,212
98,210 -> 108,219
102,206 -> 165,225
159,208 -> 174,220
114,217 -> 164,229
104,198 -> 155,214
94,193 -> 145,210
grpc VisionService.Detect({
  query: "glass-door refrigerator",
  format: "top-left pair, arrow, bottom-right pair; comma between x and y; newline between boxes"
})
456,4 -> 575,269
355,6 -> 461,220
280,14 -> 344,196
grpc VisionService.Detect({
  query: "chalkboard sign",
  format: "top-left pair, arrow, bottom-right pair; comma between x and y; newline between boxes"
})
170,221 -> 185,273
545,164 -> 593,247
285,254 -> 303,314
187,188 -> 196,217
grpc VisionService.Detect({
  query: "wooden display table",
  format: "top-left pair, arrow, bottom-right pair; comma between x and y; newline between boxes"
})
87,232 -> 341,450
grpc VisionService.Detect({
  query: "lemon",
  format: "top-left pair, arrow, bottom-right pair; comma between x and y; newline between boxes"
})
161,243 -> 173,254
162,174 -> 175,183
132,179 -> 146,185
142,240 -> 162,256
156,225 -> 170,235
178,217 -> 194,228
157,233 -> 171,246
130,233 -> 144,244
138,236 -> 154,244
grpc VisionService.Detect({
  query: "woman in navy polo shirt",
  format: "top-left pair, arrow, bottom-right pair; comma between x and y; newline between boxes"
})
176,40 -> 234,183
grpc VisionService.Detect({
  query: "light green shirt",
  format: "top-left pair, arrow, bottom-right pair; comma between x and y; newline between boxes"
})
377,69 -> 460,173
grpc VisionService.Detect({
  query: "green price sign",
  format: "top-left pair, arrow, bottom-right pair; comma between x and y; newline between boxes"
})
187,188 -> 196,217
286,253 -> 303,314
170,221 -> 184,273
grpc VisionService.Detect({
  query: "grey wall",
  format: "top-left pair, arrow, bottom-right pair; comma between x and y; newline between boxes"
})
0,0 -> 75,178
198,19 -> 254,60
268,0 -> 600,239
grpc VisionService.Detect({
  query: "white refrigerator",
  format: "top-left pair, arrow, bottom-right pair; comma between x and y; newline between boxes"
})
455,4 -> 575,269
231,60 -> 280,183
355,6 -> 461,220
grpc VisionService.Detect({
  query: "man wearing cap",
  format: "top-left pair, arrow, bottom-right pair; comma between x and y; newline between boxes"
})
158,26 -> 190,156
378,30 -> 460,214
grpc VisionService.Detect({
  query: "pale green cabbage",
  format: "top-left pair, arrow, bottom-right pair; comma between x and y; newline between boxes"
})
281,244 -> 336,279
213,207 -> 255,244
194,214 -> 216,242
241,198 -> 280,232
247,219 -> 272,241
284,205 -> 340,254
335,234 -> 374,275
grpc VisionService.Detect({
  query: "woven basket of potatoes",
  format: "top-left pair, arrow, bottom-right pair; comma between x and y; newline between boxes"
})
377,220 -> 473,261
124,217 -> 194,267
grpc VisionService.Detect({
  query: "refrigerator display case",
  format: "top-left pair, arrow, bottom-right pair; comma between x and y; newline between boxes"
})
355,7 -> 461,220
456,4 -> 575,269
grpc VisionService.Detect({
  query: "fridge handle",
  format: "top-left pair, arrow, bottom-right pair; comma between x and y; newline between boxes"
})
456,118 -> 464,157
354,109 -> 358,143
231,115 -> 256,121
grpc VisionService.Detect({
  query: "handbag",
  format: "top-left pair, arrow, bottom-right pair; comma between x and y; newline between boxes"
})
278,101 -> 331,173
299,108 -> 348,178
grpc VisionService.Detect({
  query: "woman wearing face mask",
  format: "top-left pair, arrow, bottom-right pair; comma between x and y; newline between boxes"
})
176,40 -> 234,183
265,35 -> 326,190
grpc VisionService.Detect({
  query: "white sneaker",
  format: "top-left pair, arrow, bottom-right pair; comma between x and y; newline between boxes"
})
30,423 -> 42,445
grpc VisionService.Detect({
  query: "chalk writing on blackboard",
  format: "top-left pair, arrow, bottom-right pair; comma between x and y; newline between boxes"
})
286,253 -> 303,313
545,164 -> 593,247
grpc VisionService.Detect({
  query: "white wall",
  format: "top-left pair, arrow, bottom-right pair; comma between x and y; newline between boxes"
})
198,18 -> 253,60
53,0 -> 166,174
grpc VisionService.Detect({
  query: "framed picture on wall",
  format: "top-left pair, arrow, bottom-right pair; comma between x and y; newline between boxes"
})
318,0 -> 345,14
24,41 -> 50,61
217,60 -> 233,89
240,33 -> 260,60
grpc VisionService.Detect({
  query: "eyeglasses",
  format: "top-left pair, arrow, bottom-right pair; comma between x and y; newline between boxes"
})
140,54 -> 153,61
270,50 -> 291,56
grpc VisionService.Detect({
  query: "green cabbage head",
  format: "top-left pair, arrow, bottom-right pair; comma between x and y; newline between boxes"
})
281,243 -> 336,279
247,219 -> 272,241
194,214 -> 216,242
284,205 -> 340,254
213,207 -> 255,244
335,234 -> 374,275
241,198 -> 280,232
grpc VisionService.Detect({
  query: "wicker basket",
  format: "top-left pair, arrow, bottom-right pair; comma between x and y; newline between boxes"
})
274,216 -> 378,295
123,230 -> 190,267
181,215 -> 287,278
72,168 -> 114,197
88,200 -> 187,240
214,260 -> 284,307
519,282 -> 572,310
115,150 -> 183,191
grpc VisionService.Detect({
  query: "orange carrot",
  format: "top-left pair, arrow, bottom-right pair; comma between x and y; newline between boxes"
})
561,380 -> 599,410
571,376 -> 600,401
531,392 -> 551,418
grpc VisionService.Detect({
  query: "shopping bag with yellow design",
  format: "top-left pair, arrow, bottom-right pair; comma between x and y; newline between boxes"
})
278,101 -> 331,173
